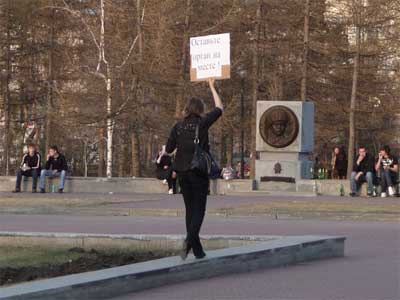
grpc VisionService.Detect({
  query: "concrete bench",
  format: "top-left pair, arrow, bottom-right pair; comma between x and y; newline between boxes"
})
0,176 -> 254,195
297,179 -> 399,197
0,177 -> 167,194
23,177 -> 66,193
0,176 -> 398,196
0,176 -> 66,193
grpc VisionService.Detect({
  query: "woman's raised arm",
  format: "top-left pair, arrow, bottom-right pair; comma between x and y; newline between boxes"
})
209,78 -> 223,111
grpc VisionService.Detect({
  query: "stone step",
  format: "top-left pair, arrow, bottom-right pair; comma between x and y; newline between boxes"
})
257,181 -> 297,192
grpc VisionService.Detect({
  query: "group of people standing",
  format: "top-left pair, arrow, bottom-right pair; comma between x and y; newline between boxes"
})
13,144 -> 68,193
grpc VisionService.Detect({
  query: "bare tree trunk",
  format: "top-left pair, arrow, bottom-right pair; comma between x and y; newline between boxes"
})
131,130 -> 141,177
3,0 -> 12,176
136,0 -> 143,59
45,4 -> 55,151
250,1 -> 262,180
227,129 -> 234,167
98,127 -> 105,177
347,2 -> 361,179
105,71 -> 113,178
118,133 -> 126,177
128,0 -> 144,177
97,0 -> 114,178
145,133 -> 153,170
175,0 -> 192,119
301,0 -> 310,102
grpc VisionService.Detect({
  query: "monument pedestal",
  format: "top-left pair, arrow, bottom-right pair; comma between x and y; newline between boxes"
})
255,101 -> 315,184
255,152 -> 313,183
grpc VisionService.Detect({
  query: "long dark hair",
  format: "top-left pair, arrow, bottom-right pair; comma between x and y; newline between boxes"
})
334,146 -> 346,160
183,97 -> 205,118
380,145 -> 391,156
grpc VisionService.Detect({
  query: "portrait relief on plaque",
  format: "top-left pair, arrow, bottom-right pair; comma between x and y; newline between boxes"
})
259,106 -> 299,148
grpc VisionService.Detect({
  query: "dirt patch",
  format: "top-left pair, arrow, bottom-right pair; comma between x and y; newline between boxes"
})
0,246 -> 175,286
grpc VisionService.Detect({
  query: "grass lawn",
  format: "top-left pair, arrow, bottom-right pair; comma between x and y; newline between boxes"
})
0,245 -> 84,269
0,245 -> 173,286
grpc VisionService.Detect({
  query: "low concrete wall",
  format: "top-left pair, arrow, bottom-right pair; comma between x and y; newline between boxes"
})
0,176 -> 167,194
0,232 -> 271,252
0,234 -> 345,300
0,176 -> 385,196
210,179 -> 255,195
0,176 -> 255,195
297,179 -> 371,196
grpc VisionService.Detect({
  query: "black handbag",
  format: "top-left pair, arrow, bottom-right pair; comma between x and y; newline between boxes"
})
190,124 -> 212,178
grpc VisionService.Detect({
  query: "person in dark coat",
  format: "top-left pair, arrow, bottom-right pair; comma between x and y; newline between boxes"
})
39,145 -> 68,193
350,146 -> 375,197
332,146 -> 347,179
156,145 -> 177,194
13,143 -> 41,193
163,78 -> 223,260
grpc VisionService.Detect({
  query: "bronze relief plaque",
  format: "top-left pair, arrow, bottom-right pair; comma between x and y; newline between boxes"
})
259,106 -> 299,148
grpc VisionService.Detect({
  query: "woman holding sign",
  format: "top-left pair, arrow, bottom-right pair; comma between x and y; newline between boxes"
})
163,78 -> 223,260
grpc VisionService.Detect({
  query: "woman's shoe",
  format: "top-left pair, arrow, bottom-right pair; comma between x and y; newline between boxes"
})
195,252 -> 206,259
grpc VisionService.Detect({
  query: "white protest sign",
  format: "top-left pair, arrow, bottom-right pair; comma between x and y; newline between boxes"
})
190,33 -> 230,81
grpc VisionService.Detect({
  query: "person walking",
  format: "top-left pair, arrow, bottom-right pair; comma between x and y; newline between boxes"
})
163,78 -> 223,260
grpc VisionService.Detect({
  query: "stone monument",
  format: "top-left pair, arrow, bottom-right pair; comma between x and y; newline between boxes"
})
255,101 -> 315,183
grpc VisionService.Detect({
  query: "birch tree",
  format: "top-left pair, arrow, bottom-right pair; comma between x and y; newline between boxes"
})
42,0 -> 142,177
347,0 -> 361,178
301,0 -> 310,102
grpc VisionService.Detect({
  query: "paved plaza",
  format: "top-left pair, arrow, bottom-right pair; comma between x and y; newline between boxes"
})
0,191 -> 399,300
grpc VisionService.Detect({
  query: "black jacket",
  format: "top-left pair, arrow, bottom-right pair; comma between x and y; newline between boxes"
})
166,107 -> 222,172
20,152 -> 41,170
156,155 -> 173,180
45,154 -> 68,172
335,153 -> 347,171
353,153 -> 374,174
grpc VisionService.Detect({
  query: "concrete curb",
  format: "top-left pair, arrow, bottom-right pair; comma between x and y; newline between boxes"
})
0,232 -> 279,251
0,234 -> 346,300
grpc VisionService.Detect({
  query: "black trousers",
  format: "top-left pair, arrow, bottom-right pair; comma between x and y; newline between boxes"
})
16,169 -> 39,190
167,176 -> 177,193
157,167 -> 177,193
178,171 -> 208,257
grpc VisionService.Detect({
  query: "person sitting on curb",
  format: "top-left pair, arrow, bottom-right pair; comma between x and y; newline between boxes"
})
350,146 -> 375,197
156,145 -> 177,195
39,145 -> 68,193
13,143 -> 41,193
375,145 -> 399,198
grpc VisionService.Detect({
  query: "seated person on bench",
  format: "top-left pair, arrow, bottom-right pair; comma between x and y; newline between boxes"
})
40,145 -> 68,193
13,143 -> 41,193
375,145 -> 399,198
156,145 -> 177,195
350,146 -> 375,197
